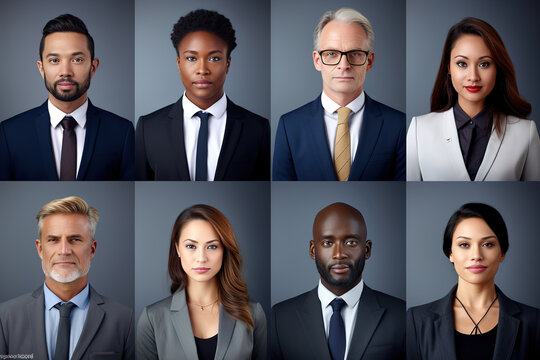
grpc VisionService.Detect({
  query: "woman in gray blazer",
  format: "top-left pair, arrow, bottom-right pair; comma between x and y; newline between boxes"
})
137,204 -> 267,360
407,203 -> 540,359
407,17 -> 540,181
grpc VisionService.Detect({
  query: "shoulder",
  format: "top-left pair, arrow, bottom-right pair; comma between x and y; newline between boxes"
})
0,291 -> 36,315
141,295 -> 174,321
90,103 -> 132,129
366,286 -> 405,310
366,96 -> 405,121
138,103 -> 177,124
228,100 -> 268,125
1,104 -> 47,129
504,116 -> 537,132
90,288 -> 132,319
248,301 -> 267,323
407,297 -> 446,322
272,289 -> 315,314
279,97 -> 321,123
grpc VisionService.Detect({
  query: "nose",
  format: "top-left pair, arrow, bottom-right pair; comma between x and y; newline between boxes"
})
196,60 -> 210,75
471,244 -> 483,261
467,65 -> 480,82
332,241 -> 347,259
58,238 -> 72,255
196,247 -> 207,263
336,53 -> 351,69
58,60 -> 74,78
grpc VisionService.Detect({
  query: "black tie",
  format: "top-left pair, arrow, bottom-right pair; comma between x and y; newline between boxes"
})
54,302 -> 76,360
60,116 -> 77,181
195,111 -> 210,181
328,298 -> 346,360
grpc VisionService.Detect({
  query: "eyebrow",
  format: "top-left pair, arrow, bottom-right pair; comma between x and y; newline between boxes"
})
182,50 -> 224,55
46,234 -> 84,239
183,239 -> 220,244
319,234 -> 362,240
455,235 -> 497,240
453,55 -> 493,60
46,51 -> 86,58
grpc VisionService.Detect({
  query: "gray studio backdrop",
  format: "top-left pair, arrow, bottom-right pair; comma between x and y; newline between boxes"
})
0,182 -> 134,308
271,182 -> 405,306
0,0 -> 134,122
407,182 -> 540,309
271,0 -> 406,153
406,0 -> 540,127
135,182 -> 270,324
135,0 -> 270,123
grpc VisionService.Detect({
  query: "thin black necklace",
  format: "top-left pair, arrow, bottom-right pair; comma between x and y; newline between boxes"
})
455,295 -> 498,335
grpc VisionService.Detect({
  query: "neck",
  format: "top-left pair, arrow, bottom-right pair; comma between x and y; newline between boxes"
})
455,278 -> 497,309
322,277 -> 361,297
45,275 -> 87,302
324,87 -> 362,107
50,93 -> 87,114
185,91 -> 223,111
186,277 -> 219,305
458,98 -> 484,118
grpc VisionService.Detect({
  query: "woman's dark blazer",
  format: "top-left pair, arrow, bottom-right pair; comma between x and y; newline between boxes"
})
406,285 -> 540,360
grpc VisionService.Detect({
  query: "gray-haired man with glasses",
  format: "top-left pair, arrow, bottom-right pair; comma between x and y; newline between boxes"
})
273,7 -> 405,181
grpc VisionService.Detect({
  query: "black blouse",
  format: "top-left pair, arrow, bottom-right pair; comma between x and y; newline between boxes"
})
455,325 -> 497,360
194,334 -> 218,360
453,104 -> 492,180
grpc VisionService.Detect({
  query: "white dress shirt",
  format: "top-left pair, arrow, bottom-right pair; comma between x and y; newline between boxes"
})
182,92 -> 227,181
49,99 -> 87,178
321,91 -> 366,163
318,279 -> 364,359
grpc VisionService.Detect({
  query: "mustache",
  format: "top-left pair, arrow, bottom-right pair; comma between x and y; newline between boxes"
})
54,78 -> 79,86
328,261 -> 353,270
52,256 -> 79,264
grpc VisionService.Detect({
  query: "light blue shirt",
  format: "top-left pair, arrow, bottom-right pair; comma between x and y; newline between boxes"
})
44,282 -> 90,360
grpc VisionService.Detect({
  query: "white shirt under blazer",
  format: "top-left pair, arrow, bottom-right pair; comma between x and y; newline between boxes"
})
407,108 -> 540,181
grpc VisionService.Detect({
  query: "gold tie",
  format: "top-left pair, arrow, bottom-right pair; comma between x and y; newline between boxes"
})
334,107 -> 352,181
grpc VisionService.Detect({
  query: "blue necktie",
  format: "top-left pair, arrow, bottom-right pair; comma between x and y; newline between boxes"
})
328,298 -> 346,360
54,301 -> 76,360
195,111 -> 210,181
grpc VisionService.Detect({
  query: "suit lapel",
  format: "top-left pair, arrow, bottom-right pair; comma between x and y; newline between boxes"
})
214,304 -> 236,360
430,286 -> 458,360
492,287 -> 520,360
170,289 -> 198,360
349,95 -> 383,180
77,101 -> 99,180
71,286 -> 105,360
307,97 -> 337,180
441,109 -> 471,180
27,286 -> 49,359
34,102 -> 58,180
297,288 -> 332,360
215,98 -> 242,181
168,98 -> 190,180
346,286 -> 385,360
475,114 -> 506,181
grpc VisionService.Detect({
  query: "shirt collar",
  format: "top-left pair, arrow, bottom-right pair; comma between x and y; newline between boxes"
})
318,278 -> 364,309
48,99 -> 88,130
321,90 -> 365,115
43,281 -> 90,311
182,91 -> 227,120
453,102 -> 490,130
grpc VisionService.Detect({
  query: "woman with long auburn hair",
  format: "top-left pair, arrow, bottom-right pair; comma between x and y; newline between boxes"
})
137,204 -> 267,360
407,17 -> 540,181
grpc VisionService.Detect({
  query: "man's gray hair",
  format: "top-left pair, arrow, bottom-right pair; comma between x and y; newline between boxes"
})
313,7 -> 374,52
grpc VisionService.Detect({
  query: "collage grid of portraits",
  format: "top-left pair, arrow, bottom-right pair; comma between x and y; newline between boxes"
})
1,0 -> 540,360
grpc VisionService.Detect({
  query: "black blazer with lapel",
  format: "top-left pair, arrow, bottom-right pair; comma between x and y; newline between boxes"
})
0,285 -> 135,359
271,285 -> 405,360
135,97 -> 270,180
406,285 -> 540,360
0,100 -> 135,180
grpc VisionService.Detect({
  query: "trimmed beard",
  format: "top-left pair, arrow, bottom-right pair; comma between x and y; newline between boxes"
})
43,69 -> 91,103
315,256 -> 365,289
42,261 -> 90,283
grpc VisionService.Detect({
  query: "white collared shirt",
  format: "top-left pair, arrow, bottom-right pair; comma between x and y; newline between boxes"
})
49,99 -> 88,178
318,279 -> 364,359
182,92 -> 227,181
321,91 -> 366,163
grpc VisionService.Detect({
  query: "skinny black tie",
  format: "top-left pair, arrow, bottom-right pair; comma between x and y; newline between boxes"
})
54,301 -> 76,360
195,111 -> 210,181
328,298 -> 346,360
60,116 -> 77,181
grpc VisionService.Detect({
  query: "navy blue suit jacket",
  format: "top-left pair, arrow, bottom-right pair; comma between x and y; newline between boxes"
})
407,285 -> 540,360
0,100 -> 134,180
135,97 -> 270,181
272,94 -> 405,180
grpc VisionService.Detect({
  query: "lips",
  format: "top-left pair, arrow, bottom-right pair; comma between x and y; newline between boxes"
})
466,265 -> 487,273
193,80 -> 212,89
465,86 -> 482,93
56,80 -> 76,91
330,263 -> 350,274
193,267 -> 210,274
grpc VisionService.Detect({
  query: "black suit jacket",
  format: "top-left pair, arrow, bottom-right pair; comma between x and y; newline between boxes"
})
0,100 -> 134,180
271,285 -> 405,360
406,285 -> 540,360
0,285 -> 134,359
135,97 -> 270,180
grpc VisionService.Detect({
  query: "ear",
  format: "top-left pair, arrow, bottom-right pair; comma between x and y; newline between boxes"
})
364,240 -> 372,259
499,252 -> 505,263
309,240 -> 316,260
37,60 -> 45,79
226,56 -> 231,74
90,58 -> 99,78
313,51 -> 322,72
35,239 -> 43,259
449,252 -> 454,263
177,56 -> 182,76
90,240 -> 97,260
365,51 -> 375,72
175,241 -> 181,258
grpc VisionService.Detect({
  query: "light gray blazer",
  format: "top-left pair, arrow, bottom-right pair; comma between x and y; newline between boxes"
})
136,289 -> 267,360
0,285 -> 135,359
406,108 -> 540,181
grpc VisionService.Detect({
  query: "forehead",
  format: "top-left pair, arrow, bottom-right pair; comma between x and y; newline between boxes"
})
42,31 -> 90,56
41,213 -> 91,235
178,31 -> 228,52
453,217 -> 496,238
179,219 -> 219,240
319,20 -> 368,48
314,210 -> 365,237
451,34 -> 491,56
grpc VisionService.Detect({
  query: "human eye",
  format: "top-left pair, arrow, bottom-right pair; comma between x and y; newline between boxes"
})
322,240 -> 333,247
72,57 -> 84,63
209,56 -> 221,62
207,244 -> 218,249
479,61 -> 490,68
48,58 -> 59,64
458,242 -> 469,248
186,56 -> 197,62
186,244 -> 196,249
482,242 -> 494,248
456,61 -> 467,68
345,239 -> 358,246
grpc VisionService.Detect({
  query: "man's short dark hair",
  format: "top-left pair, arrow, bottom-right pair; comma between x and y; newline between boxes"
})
170,9 -> 237,57
39,14 -> 95,61
443,203 -> 509,257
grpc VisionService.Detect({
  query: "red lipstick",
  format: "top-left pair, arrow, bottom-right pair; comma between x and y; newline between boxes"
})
465,86 -> 482,93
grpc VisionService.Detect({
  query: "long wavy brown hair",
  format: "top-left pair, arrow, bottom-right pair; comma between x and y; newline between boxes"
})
431,17 -> 531,136
167,204 -> 254,329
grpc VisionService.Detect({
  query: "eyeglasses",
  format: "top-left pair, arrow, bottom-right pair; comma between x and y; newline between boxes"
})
318,49 -> 370,66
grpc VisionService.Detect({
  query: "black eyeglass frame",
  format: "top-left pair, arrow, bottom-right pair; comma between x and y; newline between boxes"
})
318,49 -> 370,66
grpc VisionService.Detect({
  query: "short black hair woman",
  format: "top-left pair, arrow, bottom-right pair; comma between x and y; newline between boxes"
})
407,203 -> 540,359
136,204 -> 267,359
407,17 -> 540,181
